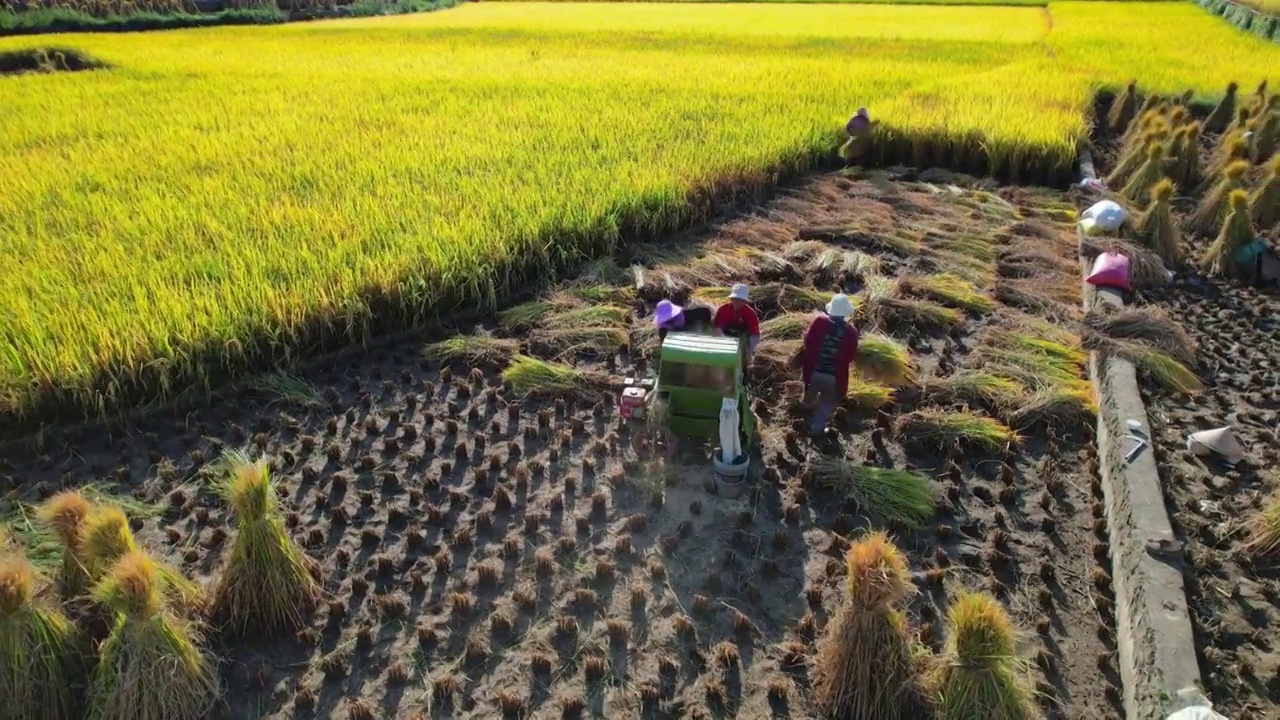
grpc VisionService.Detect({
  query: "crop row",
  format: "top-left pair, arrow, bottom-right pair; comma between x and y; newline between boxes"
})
0,2 -> 1275,426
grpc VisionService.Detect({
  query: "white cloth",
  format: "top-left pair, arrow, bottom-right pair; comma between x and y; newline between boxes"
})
719,397 -> 741,462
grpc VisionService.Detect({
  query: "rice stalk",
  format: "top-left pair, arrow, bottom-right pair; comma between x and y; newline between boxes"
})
1203,81 -> 1238,133
83,508 -> 200,612
88,551 -> 219,720
810,458 -> 937,530
1133,178 -> 1180,265
502,356 -> 597,397
897,409 -> 1019,453
1251,157 -> 1279,231
1247,482 -> 1280,556
0,550 -> 82,720
1085,334 -> 1202,395
210,462 -> 320,637
813,532 -> 927,720
901,273 -> 993,314
1107,80 -> 1137,134
1118,142 -> 1165,207
1009,386 -> 1097,430
1200,189 -> 1258,280
1083,306 -> 1196,366
529,326 -> 628,357
423,335 -> 519,366
856,334 -> 915,386
920,371 -> 1025,413
929,591 -> 1042,720
847,379 -> 895,410
35,490 -> 93,599
760,313 -> 814,341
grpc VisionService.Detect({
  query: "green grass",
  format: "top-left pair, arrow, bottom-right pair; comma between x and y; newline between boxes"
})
0,2 -> 1275,422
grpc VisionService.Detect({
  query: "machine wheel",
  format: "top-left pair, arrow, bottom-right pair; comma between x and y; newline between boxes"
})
632,426 -> 677,460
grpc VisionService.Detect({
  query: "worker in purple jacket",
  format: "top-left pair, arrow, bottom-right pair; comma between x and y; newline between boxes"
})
840,108 -> 874,166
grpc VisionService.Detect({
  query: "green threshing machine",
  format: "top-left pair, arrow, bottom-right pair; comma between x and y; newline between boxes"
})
619,330 -> 756,491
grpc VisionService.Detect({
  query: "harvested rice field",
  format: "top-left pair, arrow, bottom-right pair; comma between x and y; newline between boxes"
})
0,169 -> 1190,719
1083,85 -> 1279,717
0,1 -> 1277,425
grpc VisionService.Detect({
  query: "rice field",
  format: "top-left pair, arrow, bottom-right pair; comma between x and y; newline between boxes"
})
0,1 -> 1276,424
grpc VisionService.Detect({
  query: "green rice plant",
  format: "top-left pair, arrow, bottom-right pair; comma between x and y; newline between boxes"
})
930,234 -> 997,264
561,283 -> 633,305
0,550 -> 82,720
855,334 -> 915,386
1118,142 -> 1165,207
210,462 -> 320,637
1204,81 -> 1238,133
498,300 -> 569,331
1083,306 -> 1196,366
900,273 -> 993,314
82,508 -> 200,612
1107,80 -> 1138,134
1008,386 -> 1097,430
897,409 -> 1019,453
847,379 -> 895,410
1251,157 -> 1280,231
760,313 -> 814,341
1117,342 -> 1203,395
502,356 -> 594,397
422,334 -> 520,366
814,531 -> 927,720
929,591 -> 1042,720
1201,189 -> 1258,280
929,249 -> 994,287
810,458 -> 937,530
88,551 -> 219,720
858,275 -> 963,332
530,326 -> 628,357
976,326 -> 1086,387
35,490 -> 93,599
921,371 -> 1025,412
1134,178 -> 1180,265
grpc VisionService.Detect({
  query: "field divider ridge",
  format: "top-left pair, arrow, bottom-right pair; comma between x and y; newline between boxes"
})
1077,147 -> 1202,720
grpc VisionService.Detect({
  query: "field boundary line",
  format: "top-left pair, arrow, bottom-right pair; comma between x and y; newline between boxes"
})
1077,148 -> 1202,720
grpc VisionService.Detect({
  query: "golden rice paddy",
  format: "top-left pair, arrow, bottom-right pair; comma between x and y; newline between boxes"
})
0,1 -> 1275,421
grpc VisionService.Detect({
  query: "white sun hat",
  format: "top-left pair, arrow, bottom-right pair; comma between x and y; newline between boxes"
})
826,293 -> 854,318
729,283 -> 750,301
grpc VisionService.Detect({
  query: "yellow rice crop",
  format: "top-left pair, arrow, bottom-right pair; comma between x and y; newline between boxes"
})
0,2 -> 1275,421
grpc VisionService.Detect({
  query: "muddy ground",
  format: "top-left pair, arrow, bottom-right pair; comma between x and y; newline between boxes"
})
0,169 -> 1118,719
1090,98 -> 1280,718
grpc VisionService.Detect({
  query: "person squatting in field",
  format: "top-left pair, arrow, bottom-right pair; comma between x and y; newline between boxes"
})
840,108 -> 874,166
794,293 -> 860,436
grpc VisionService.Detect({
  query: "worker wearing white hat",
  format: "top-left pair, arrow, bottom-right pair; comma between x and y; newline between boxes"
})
714,283 -> 761,370
794,293 -> 860,436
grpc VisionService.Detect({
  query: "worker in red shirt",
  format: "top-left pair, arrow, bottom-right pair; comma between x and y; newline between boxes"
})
714,284 -> 761,368
796,293 -> 859,436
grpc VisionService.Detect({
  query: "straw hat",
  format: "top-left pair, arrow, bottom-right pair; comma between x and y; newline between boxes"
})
1186,427 -> 1244,466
